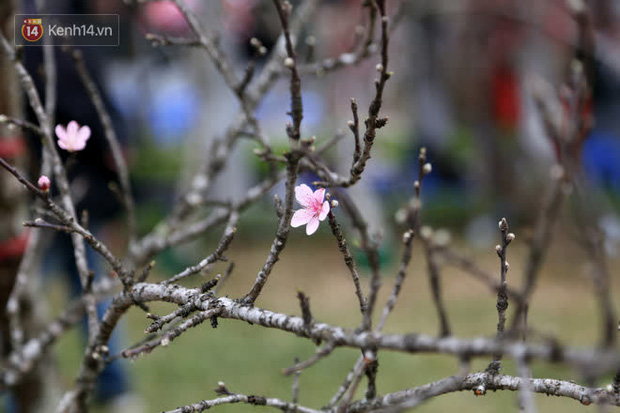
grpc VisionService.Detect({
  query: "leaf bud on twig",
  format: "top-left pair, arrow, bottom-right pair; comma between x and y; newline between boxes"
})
250,37 -> 261,48
498,218 -> 508,232
284,57 -> 295,68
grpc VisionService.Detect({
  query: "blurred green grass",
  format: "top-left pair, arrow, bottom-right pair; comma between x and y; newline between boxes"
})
51,233 -> 619,412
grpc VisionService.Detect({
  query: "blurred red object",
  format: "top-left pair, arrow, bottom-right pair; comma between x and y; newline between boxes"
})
492,64 -> 520,131
143,0 -> 200,35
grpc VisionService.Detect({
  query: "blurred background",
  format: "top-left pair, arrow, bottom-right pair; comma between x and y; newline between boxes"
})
55,0 -> 620,254
7,0 -> 620,411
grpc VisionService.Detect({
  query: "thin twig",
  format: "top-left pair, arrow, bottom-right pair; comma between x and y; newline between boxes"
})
326,208 -> 367,318
0,158 -> 132,289
315,0 -> 391,188
144,33 -> 201,47
0,114 -> 44,136
411,149 -> 451,338
292,357 -> 301,406
486,218 -> 514,375
327,358 -> 365,408
282,342 -> 336,376
349,99 -> 361,164
70,47 -> 137,248
420,236 -> 451,337
337,356 -> 368,412
6,41 -> 54,346
435,246 -> 525,305
121,307 -> 222,359
213,262 -> 234,296
0,33 -> 101,347
171,0 -> 239,93
272,0 -> 303,141
162,212 -> 238,285
242,153 -> 301,305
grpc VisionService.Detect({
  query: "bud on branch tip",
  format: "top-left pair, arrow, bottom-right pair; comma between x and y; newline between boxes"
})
38,175 -> 51,192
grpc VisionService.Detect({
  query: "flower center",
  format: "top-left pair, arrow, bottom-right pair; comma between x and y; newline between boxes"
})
310,199 -> 321,214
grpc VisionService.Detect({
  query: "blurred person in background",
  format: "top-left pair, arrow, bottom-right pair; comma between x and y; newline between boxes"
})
441,0 -> 620,249
440,0 -> 575,245
449,0 -> 527,245
582,0 -> 620,255
584,0 -> 620,193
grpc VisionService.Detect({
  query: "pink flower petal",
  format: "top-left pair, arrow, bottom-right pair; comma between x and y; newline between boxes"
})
312,188 -> 325,205
67,121 -> 79,137
77,125 -> 91,145
72,140 -> 86,151
306,216 -> 320,235
318,201 -> 330,221
295,184 -> 315,208
55,124 -> 67,141
57,139 -> 69,150
291,208 -> 314,227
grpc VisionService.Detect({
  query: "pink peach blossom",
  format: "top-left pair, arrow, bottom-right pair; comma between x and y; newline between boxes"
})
291,184 -> 330,235
55,121 -> 91,152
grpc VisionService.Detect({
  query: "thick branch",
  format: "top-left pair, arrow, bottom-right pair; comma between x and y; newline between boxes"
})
348,373 -> 618,411
162,393 -> 322,413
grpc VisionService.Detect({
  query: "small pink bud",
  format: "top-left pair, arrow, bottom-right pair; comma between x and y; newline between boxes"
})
38,175 -> 51,192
